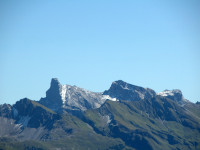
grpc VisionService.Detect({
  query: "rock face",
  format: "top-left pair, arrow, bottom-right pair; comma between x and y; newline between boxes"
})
40,78 -> 106,112
103,80 -> 156,101
0,98 -> 59,141
13,98 -> 58,128
39,78 -> 63,111
0,104 -> 13,118
157,89 -> 188,105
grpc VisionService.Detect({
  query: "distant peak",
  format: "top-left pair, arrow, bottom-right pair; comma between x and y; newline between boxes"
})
17,98 -> 32,104
172,89 -> 182,93
104,80 -> 156,101
157,89 -> 188,104
112,80 -> 130,88
111,80 -> 142,91
113,80 -> 125,83
51,78 -> 60,84
158,89 -> 182,97
112,80 -> 126,84
50,78 -> 61,87
163,89 -> 182,93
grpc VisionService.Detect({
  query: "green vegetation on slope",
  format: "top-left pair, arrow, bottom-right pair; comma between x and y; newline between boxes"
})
84,98 -> 200,150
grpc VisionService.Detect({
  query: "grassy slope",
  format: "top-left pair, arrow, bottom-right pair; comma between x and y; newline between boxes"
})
44,113 -> 126,150
31,100 -> 56,114
84,100 -> 200,150
0,111 -> 126,150
1,98 -> 200,150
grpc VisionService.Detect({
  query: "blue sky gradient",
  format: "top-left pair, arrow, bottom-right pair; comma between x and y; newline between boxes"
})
0,0 -> 200,104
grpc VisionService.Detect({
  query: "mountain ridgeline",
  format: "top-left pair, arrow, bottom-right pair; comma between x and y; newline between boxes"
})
0,78 -> 200,150
40,78 -> 105,112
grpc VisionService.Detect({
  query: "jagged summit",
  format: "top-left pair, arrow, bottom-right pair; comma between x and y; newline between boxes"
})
157,89 -> 182,96
0,103 -> 12,118
112,80 -> 127,85
157,89 -> 188,104
40,78 -> 191,112
40,78 -> 106,112
103,80 -> 156,101
50,78 -> 61,86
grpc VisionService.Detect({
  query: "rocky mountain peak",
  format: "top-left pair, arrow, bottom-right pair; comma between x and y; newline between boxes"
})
103,80 -> 156,101
40,78 -> 106,112
157,89 -> 188,104
40,79 -> 63,111
14,98 -> 36,116
112,80 -> 128,86
0,104 -> 12,118
50,78 -> 61,87
46,78 -> 63,102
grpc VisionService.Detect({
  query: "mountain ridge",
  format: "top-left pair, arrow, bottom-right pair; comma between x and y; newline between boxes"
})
39,78 -> 192,113
0,78 -> 199,150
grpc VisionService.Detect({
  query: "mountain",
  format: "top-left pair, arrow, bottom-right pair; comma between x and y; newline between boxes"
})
84,97 -> 200,150
103,80 -> 156,101
157,89 -> 189,105
0,98 -> 125,150
40,78 -> 106,112
0,98 -> 59,141
0,78 -> 200,150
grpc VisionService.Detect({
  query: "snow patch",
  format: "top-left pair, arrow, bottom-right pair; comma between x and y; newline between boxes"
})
135,90 -> 145,99
102,115 -> 111,124
102,95 -> 118,101
105,115 -> 111,124
157,90 -> 174,97
94,103 -> 101,108
121,84 -> 129,90
112,81 -> 117,85
60,85 -> 67,104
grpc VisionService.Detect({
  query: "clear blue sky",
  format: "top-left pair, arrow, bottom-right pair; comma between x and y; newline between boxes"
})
0,0 -> 200,104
